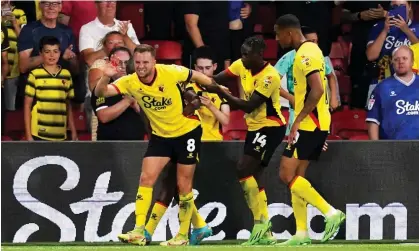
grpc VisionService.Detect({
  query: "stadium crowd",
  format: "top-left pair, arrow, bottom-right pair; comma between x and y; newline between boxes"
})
1,0 -> 419,141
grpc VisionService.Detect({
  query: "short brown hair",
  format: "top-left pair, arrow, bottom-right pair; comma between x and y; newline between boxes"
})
134,44 -> 156,58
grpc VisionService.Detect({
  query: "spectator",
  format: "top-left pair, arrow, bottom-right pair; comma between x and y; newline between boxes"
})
229,1 -> 254,62
18,0 -> 77,74
79,0 -> 139,67
181,1 -> 230,72
275,1 -> 334,58
88,31 -> 126,140
79,0 -> 140,133
23,36 -> 77,141
91,46 -> 145,141
2,25 -> 10,135
1,24 -> 11,84
13,0 -> 41,23
58,0 -> 96,51
338,1 -> 389,108
17,0 -> 78,109
366,1 -> 419,105
366,45 -> 419,140
186,46 -> 230,141
88,31 -> 125,92
2,0 -> 27,111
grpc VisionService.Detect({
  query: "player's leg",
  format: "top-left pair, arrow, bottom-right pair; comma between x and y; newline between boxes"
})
279,130 -> 345,245
160,126 -> 211,246
240,126 -> 286,245
118,136 -> 172,246
144,162 -> 177,244
118,156 -> 170,245
253,166 -> 269,226
250,126 -> 286,245
277,160 -> 311,246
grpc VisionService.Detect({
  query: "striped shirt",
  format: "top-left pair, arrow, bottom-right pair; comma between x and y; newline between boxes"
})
25,66 -> 74,140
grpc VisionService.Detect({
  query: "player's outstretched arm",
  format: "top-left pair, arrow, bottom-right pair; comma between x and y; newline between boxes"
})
294,72 -> 324,123
218,90 -> 265,114
212,70 -> 237,86
189,70 -> 225,93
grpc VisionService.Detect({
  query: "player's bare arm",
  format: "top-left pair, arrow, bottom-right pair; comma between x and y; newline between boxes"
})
294,72 -> 324,123
189,70 -> 228,93
183,88 -> 201,116
218,89 -> 265,114
213,70 -> 237,84
326,73 -> 339,110
280,88 -> 295,108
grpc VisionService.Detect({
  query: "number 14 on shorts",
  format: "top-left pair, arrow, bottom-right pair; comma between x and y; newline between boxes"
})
252,132 -> 267,147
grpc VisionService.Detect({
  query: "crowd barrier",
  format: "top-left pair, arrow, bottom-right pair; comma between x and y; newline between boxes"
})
2,141 -> 419,243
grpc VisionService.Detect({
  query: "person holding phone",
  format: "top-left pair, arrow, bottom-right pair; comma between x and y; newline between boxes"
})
366,1 -> 419,106
90,46 -> 145,141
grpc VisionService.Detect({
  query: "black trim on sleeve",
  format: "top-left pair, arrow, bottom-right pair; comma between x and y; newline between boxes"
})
185,70 -> 193,83
253,90 -> 269,101
306,70 -> 320,78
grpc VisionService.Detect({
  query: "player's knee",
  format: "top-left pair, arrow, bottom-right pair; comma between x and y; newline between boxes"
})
236,156 -> 258,179
279,166 -> 294,185
139,171 -> 156,187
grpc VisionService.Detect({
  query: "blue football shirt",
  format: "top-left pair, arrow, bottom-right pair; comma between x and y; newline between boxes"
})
368,19 -> 419,83
366,75 -> 419,140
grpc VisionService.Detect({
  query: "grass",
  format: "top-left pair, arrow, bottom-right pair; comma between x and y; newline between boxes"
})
2,241 -> 419,251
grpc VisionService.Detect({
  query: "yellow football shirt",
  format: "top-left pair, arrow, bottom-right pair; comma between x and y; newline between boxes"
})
226,59 -> 285,131
411,43 -> 419,74
111,64 -> 200,138
186,82 -> 227,141
292,41 -> 331,132
25,66 -> 74,141
5,7 -> 27,78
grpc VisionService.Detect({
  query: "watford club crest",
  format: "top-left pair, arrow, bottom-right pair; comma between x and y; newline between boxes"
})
158,85 -> 165,92
62,80 -> 66,85
211,97 -> 216,103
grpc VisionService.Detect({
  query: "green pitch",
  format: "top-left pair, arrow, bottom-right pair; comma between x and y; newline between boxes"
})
3,241 -> 419,251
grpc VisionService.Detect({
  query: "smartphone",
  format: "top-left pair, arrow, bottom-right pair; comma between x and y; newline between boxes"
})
389,5 -> 407,33
1,6 -> 12,17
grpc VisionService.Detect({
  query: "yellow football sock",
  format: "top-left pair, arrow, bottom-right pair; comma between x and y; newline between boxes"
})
191,204 -> 207,229
145,202 -> 168,235
135,186 -> 153,228
239,176 -> 261,221
258,188 -> 269,222
178,191 -> 195,236
290,176 -> 331,215
291,192 -> 308,233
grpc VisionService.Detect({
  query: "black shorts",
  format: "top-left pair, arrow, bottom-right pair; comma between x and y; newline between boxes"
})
282,129 -> 328,161
244,126 -> 286,167
144,126 -> 202,165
